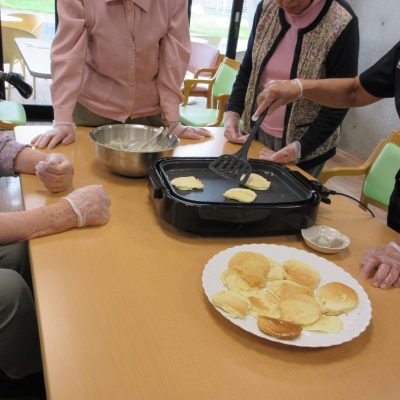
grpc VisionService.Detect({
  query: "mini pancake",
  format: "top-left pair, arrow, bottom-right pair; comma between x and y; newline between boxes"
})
280,295 -> 321,325
248,290 -> 281,318
317,282 -> 358,315
283,259 -> 320,288
228,251 -> 270,289
258,316 -> 302,340
303,314 -> 343,333
266,260 -> 284,281
211,291 -> 250,318
243,173 -> 271,190
220,269 -> 257,293
223,188 -> 257,203
170,176 -> 204,190
268,280 -> 314,301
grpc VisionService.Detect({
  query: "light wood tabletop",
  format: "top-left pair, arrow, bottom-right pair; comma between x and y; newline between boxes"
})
15,126 -> 399,400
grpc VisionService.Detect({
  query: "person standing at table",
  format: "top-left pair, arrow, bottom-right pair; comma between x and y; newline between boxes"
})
224,0 -> 359,178
31,0 -> 210,149
0,134 -> 110,396
251,40 -> 400,289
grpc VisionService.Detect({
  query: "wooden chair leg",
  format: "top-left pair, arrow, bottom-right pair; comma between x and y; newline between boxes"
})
33,77 -> 37,99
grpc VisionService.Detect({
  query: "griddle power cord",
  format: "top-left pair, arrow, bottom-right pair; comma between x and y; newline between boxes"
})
327,189 -> 375,218
309,180 -> 375,218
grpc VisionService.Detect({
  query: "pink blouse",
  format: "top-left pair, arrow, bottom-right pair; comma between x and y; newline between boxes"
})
51,0 -> 191,124
260,0 -> 326,137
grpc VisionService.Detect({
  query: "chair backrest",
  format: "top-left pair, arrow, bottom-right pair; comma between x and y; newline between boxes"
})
2,12 -> 45,38
212,57 -> 240,98
1,26 -> 36,66
0,100 -> 27,130
363,138 -> 400,208
188,41 -> 220,75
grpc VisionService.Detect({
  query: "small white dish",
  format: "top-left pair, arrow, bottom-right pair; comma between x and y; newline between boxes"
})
301,225 -> 350,254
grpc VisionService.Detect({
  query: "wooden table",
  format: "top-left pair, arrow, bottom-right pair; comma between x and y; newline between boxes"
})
16,126 -> 399,400
14,37 -> 51,80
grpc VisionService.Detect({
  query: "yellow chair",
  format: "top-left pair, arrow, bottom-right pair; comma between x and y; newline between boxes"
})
1,26 -> 36,100
320,130 -> 400,211
183,41 -> 223,107
2,13 -> 45,99
2,12 -> 45,38
180,57 -> 240,127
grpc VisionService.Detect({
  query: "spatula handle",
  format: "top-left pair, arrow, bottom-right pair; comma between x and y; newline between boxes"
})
236,107 -> 269,158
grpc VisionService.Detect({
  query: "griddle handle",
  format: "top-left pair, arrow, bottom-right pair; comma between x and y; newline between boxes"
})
320,196 -> 331,204
148,168 -> 164,199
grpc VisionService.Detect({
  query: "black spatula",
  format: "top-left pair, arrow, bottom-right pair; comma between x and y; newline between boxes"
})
209,108 -> 269,184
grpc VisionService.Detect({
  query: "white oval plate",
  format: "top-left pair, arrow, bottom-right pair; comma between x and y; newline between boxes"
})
202,244 -> 372,347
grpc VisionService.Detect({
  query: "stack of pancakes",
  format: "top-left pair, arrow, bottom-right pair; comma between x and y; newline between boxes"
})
211,251 -> 358,340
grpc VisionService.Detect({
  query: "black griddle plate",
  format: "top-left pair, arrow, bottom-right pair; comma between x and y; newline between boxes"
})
159,158 -> 312,205
148,157 -> 321,235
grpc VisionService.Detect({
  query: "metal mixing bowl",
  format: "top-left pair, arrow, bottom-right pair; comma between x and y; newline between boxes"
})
89,124 -> 180,177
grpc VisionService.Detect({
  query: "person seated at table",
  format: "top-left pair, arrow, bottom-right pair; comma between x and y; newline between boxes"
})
31,0 -> 210,150
0,134 -> 111,396
250,40 -> 400,289
0,71 -> 33,99
223,0 -> 359,178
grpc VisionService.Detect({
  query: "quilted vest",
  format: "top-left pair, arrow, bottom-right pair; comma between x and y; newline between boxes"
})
243,0 -> 353,161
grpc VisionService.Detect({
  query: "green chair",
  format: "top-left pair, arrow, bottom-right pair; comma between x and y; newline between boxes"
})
0,100 -> 27,130
320,130 -> 400,211
180,57 -> 240,127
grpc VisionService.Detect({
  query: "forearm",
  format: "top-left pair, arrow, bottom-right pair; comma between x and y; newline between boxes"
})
0,200 -> 77,244
13,147 -> 46,175
300,77 -> 379,108
158,0 -> 190,121
51,0 -> 87,122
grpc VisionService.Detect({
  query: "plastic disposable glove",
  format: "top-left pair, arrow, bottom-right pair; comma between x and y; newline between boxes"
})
259,141 -> 301,164
252,79 -> 303,121
63,184 -> 111,228
31,122 -> 76,149
223,111 -> 247,144
35,153 -> 74,193
360,241 -> 400,289
170,122 -> 211,140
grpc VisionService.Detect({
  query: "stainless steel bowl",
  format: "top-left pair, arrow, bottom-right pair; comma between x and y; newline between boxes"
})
89,124 -> 180,177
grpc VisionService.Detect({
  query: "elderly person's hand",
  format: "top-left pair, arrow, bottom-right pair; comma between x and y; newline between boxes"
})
63,184 -> 111,227
223,111 -> 247,144
252,79 -> 303,120
170,122 -> 211,140
35,153 -> 74,193
31,122 -> 76,149
360,242 -> 400,289
259,141 -> 301,164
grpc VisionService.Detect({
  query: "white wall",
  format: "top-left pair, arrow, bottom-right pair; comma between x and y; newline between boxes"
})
340,0 -> 400,158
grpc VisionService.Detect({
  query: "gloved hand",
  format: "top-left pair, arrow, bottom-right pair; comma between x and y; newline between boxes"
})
63,184 -> 111,228
223,111 -> 247,144
252,79 -> 303,120
360,242 -> 400,289
259,141 -> 301,164
35,153 -> 74,193
31,122 -> 76,149
170,122 -> 211,140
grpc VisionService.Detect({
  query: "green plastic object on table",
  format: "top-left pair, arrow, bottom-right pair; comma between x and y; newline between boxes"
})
0,100 -> 27,130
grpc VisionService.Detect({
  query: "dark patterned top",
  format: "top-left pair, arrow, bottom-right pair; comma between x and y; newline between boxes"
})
227,0 -> 359,169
